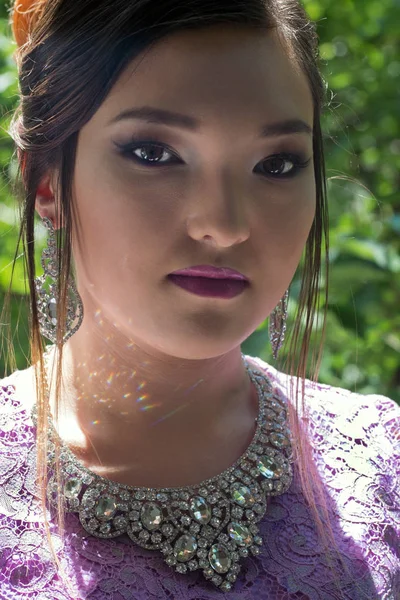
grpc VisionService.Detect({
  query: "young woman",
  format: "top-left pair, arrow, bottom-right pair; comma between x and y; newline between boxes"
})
0,0 -> 398,598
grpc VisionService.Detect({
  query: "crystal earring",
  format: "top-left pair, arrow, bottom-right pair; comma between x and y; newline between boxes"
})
269,288 -> 289,360
34,217 -> 84,344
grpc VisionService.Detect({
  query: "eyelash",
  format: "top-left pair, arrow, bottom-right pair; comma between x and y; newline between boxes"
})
115,138 -> 312,179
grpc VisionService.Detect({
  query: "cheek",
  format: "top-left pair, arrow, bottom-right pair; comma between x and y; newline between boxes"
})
258,176 -> 316,248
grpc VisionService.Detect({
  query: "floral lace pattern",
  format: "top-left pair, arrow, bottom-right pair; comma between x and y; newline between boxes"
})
0,355 -> 399,599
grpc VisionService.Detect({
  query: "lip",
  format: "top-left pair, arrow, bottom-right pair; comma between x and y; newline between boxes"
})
170,265 -> 248,281
168,274 -> 249,299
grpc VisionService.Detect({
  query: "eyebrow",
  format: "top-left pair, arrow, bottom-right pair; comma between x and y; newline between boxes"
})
108,106 -> 313,137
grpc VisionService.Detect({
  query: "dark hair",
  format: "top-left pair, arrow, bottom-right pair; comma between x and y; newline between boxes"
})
3,0 -> 354,596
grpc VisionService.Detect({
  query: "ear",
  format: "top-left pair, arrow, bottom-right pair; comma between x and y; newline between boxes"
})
35,172 -> 61,229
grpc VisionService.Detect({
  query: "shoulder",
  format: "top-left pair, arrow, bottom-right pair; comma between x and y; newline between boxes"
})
0,365 -> 37,415
245,353 -> 399,461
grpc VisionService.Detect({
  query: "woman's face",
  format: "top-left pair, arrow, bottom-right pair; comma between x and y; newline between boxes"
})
70,25 -> 316,360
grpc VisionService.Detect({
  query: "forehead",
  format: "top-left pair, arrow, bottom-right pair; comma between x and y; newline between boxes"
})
95,26 -> 314,131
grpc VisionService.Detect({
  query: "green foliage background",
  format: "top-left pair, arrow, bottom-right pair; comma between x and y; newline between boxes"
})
0,0 -> 399,402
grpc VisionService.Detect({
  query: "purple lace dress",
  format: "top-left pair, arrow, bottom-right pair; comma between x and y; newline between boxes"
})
0,355 -> 399,599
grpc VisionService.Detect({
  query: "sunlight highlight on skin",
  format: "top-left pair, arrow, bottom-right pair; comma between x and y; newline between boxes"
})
136,394 -> 149,403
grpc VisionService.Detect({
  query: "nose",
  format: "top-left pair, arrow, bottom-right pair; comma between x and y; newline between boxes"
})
185,172 -> 251,248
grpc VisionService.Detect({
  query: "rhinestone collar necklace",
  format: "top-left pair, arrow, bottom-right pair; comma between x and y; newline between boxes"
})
30,346 -> 294,593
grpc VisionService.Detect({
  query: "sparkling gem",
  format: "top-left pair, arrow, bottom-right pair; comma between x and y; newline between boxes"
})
176,563 -> 187,573
99,522 -> 111,534
221,582 -> 233,591
269,432 -> 289,448
257,455 -> 283,479
113,516 -> 128,530
230,483 -> 256,507
139,529 -> 150,541
208,544 -> 232,574
157,493 -> 168,503
190,500 -> 210,525
161,523 -> 174,536
94,494 -> 117,522
261,480 -> 274,492
141,502 -> 163,531
228,522 -> 253,547
64,477 -> 82,499
231,506 -> 243,519
190,522 -> 201,534
174,534 -> 197,562
199,559 -> 208,568
212,575 -> 223,585
88,517 -> 99,530
47,298 -> 57,325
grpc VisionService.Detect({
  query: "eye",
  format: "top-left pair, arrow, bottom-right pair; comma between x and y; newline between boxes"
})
116,140 -> 181,166
115,139 -> 311,179
255,153 -> 312,179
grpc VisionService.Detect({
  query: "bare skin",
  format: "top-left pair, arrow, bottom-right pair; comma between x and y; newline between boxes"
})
33,25 -> 315,488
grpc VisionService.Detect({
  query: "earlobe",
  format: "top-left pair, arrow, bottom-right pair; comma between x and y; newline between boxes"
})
35,176 -> 60,229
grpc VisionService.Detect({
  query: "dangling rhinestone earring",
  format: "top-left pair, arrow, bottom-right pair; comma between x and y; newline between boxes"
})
34,217 -> 84,344
269,289 -> 289,360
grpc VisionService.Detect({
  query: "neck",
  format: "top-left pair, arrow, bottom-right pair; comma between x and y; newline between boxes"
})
44,320 -> 259,486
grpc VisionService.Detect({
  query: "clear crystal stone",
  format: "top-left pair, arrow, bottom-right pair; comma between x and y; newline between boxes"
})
157,493 -> 168,503
174,534 -> 197,562
189,496 -> 212,524
257,455 -> 283,479
208,544 -> 232,574
221,582 -> 233,591
228,522 -> 253,547
161,523 -> 174,536
47,298 -> 57,325
261,480 -> 274,492
230,483 -> 256,507
99,523 -> 111,535
141,502 -> 163,531
269,432 -> 289,448
113,516 -> 128,530
64,477 -> 82,499
189,523 -> 200,533
94,494 -> 117,522
151,532 -> 162,543
188,559 -> 198,571
231,506 -> 243,519
176,563 -> 188,574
